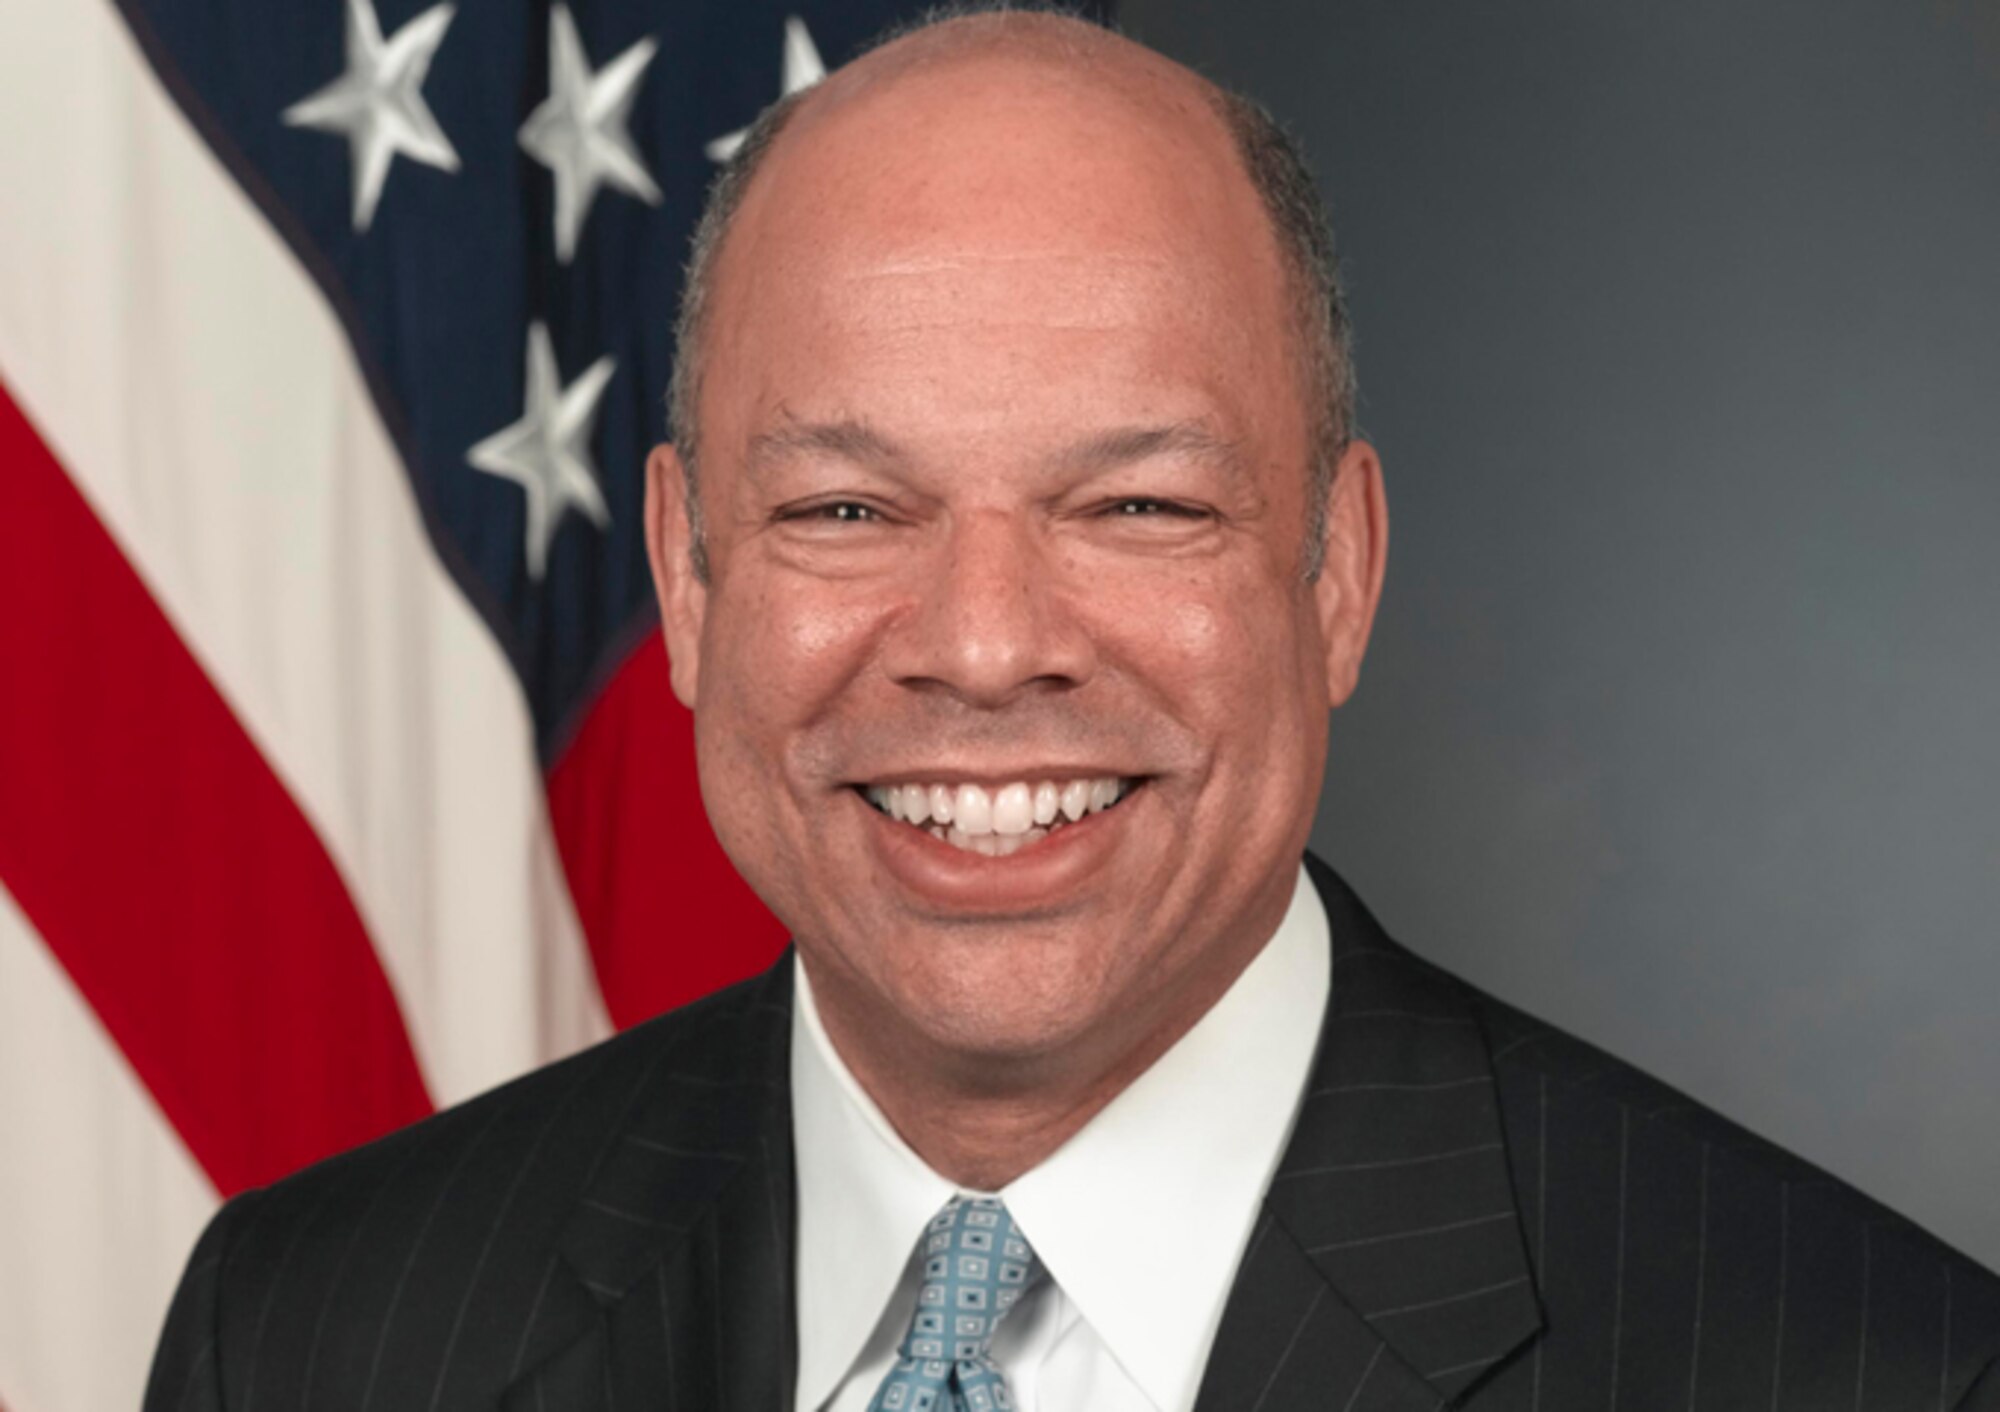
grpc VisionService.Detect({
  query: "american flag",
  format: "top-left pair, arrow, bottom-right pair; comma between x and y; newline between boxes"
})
0,3 -> 1138,1407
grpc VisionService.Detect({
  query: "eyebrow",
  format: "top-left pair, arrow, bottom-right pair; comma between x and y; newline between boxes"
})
742,416 -> 1244,481
745,419 -> 905,476
1053,421 -> 1246,480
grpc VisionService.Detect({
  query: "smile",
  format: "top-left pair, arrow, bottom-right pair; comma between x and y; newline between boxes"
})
860,777 -> 1139,856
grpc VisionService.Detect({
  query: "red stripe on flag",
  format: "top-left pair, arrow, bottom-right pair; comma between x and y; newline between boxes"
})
547,631 -> 788,1030
0,381 -> 434,1195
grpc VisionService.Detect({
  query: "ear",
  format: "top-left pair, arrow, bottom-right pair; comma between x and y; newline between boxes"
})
1312,439 -> 1389,708
644,442 -> 708,708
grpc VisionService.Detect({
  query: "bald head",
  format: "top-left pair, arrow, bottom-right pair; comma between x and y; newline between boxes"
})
667,9 -> 1353,579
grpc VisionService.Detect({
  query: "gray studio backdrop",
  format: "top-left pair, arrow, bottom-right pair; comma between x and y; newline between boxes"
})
1121,0 -> 2000,1267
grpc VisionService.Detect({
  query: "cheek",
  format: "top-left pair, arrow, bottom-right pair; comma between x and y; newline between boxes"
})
778,589 -> 882,660
1083,565 -> 1307,720
693,569 -> 925,868
703,578 -> 888,731
691,580 -> 893,911
1158,596 -> 1229,661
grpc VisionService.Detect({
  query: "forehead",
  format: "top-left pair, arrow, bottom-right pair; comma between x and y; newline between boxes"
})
699,45 -> 1300,441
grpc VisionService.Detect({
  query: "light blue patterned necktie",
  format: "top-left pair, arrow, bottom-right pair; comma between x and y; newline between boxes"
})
866,1195 -> 1042,1412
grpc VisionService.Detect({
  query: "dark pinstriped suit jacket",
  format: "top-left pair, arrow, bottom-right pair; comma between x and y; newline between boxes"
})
147,855 -> 2000,1411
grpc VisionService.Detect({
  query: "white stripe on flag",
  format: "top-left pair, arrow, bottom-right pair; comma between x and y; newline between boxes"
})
0,881 -> 219,1412
0,0 -> 612,1105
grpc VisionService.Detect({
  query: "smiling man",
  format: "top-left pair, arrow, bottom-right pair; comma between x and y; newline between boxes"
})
147,10 -> 1999,1412
647,12 -> 1380,1205
639,16 -> 1383,1409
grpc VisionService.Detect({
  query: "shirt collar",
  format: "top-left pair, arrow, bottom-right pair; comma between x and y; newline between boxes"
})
792,951 -> 956,1412
792,863 -> 1330,1412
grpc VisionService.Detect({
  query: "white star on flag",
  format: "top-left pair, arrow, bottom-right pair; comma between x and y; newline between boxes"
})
519,6 -> 663,263
706,15 -> 825,162
282,0 -> 460,232
467,322 -> 616,580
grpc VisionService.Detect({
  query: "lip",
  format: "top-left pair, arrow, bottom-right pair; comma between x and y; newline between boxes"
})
855,778 -> 1148,914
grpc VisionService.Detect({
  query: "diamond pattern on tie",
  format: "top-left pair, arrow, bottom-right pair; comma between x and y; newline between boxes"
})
868,1196 -> 1040,1412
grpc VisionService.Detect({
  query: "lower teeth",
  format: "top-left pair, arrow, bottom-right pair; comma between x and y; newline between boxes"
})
926,825 -> 1053,856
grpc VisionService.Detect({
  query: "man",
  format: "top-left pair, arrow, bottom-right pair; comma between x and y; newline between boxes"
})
147,11 -> 1999,1411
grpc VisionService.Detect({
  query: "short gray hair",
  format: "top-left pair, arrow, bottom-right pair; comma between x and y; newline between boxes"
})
666,6 -> 1356,582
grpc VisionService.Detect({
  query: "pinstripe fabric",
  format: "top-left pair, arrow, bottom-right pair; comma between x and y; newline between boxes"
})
143,965 -> 795,1412
146,857 -> 2000,1411
1195,857 -> 2000,1411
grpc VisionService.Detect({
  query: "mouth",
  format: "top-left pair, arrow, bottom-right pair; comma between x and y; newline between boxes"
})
856,775 -> 1143,857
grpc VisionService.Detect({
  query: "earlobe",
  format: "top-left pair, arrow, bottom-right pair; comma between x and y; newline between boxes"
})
1313,440 -> 1389,708
644,443 -> 707,708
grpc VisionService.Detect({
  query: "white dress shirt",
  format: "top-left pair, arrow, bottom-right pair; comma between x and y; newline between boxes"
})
791,865 -> 1331,1412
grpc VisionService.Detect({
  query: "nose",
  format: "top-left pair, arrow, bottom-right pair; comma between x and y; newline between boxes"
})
882,508 -> 1095,707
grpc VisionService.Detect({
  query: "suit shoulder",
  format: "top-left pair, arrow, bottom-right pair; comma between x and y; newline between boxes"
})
259,963 -> 784,1213
156,965 -> 790,1410
1462,978 -> 2000,1382
1304,857 -> 2000,1388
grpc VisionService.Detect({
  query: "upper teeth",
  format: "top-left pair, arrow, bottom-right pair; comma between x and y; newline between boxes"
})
864,777 -> 1130,836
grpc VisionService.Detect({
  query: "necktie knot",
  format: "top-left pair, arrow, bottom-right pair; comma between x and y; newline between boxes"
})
868,1196 -> 1040,1412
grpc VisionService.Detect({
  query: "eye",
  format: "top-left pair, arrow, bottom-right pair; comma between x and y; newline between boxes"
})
819,502 -> 880,523
1100,497 -> 1209,520
778,500 -> 886,524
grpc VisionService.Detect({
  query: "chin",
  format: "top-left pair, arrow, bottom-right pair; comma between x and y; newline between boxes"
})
888,946 -> 1122,1060
912,1009 -> 1100,1076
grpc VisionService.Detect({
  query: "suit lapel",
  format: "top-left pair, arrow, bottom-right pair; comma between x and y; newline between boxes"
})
501,959 -> 798,1412
499,858 -> 1540,1411
1197,857 -> 1543,1410
1196,1205 -> 1449,1412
